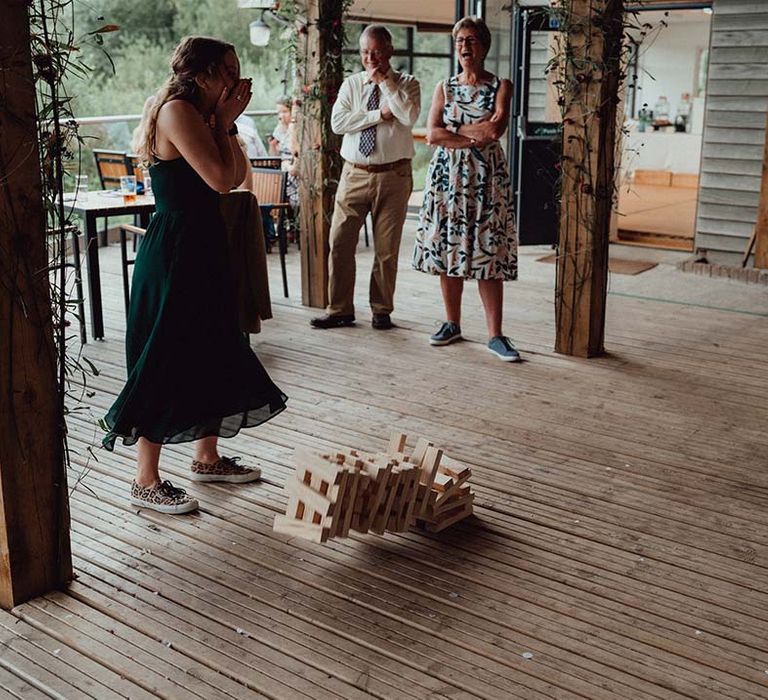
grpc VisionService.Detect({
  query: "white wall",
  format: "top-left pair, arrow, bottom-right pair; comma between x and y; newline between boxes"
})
631,13 -> 711,128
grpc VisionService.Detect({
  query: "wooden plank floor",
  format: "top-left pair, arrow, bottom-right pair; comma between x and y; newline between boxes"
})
4,222 -> 768,699
616,184 -> 697,251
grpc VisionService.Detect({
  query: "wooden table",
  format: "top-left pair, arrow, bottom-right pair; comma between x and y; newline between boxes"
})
67,191 -> 155,341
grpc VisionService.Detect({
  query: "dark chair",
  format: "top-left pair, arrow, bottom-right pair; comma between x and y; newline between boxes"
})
50,225 -> 86,344
251,167 -> 290,297
118,223 -> 146,315
93,149 -> 133,189
250,156 -> 302,249
126,154 -> 147,248
127,154 -> 144,184
93,149 -> 134,247
249,157 -> 282,170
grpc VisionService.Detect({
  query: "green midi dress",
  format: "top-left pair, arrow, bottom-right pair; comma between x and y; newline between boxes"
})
102,157 -> 287,449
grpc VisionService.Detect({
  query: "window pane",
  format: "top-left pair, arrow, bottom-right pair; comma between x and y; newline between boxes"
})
412,140 -> 433,192
388,26 -> 409,49
344,23 -> 362,75
484,4 -> 513,80
412,56 -> 452,127
527,30 -> 560,123
346,23 -> 363,45
417,32 -> 450,55
343,51 -> 361,76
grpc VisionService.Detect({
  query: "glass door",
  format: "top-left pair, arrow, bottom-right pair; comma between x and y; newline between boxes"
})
511,7 -> 562,245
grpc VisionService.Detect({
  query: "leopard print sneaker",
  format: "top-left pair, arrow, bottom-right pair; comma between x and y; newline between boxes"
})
130,479 -> 198,514
190,456 -> 261,483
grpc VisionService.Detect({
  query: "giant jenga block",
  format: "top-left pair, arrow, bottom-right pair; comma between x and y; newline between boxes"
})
274,432 -> 474,542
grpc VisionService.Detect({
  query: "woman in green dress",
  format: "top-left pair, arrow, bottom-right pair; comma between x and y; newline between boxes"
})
103,37 -> 287,514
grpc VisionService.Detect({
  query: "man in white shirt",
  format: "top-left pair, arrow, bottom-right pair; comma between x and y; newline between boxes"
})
311,24 -> 420,330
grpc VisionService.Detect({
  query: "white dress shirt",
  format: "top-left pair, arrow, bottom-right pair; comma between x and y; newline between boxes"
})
332,69 -> 421,165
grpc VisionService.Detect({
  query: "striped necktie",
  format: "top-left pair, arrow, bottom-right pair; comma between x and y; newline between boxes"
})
359,84 -> 380,157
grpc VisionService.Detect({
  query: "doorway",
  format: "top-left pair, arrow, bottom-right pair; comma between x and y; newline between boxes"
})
615,7 -> 713,251
501,2 -> 713,251
509,6 -> 562,246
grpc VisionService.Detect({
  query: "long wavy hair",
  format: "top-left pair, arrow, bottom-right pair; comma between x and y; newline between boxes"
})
137,36 -> 235,165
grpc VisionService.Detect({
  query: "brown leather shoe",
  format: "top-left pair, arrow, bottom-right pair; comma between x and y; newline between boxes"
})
372,313 -> 393,330
310,314 -> 355,329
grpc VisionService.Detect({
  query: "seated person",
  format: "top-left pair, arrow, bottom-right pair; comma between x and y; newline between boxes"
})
235,134 -> 277,250
268,98 -> 299,241
236,113 -> 268,159
269,98 -> 294,161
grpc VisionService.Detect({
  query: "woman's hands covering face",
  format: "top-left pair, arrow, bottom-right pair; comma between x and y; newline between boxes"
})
214,78 -> 252,129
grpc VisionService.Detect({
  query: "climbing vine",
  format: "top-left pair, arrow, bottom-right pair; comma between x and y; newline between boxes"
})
28,0 -> 117,476
274,0 -> 355,238
533,1 -> 668,353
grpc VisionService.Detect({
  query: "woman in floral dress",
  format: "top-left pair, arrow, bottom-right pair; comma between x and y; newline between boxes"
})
413,16 -> 520,362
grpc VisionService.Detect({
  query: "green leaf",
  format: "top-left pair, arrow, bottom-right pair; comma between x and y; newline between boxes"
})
88,24 -> 120,35
81,356 -> 100,377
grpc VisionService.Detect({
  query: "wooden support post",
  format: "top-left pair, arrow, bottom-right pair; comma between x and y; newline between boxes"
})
0,1 -> 72,608
554,0 -> 624,357
753,112 -> 768,269
295,0 -> 345,308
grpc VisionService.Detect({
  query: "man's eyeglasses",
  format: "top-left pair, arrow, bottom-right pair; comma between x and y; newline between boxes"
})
360,50 -> 387,59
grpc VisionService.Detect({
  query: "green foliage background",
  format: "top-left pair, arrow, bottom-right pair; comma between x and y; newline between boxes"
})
71,0 -> 288,115
67,1 -> 453,189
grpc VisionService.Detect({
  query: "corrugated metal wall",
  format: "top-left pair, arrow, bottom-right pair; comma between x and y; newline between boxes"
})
695,0 -> 768,264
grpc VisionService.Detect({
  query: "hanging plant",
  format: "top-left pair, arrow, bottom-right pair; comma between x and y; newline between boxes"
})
27,0 -> 118,479
276,0 -> 355,231
526,1 -> 668,354
541,2 -> 668,237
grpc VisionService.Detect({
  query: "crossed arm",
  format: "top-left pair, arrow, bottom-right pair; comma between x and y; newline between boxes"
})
425,78 -> 512,149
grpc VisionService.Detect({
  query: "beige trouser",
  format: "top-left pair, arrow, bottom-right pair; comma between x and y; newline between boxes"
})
327,160 -> 413,317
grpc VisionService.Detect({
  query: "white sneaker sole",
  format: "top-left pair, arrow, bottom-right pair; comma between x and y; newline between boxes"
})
487,346 -> 521,362
130,497 -> 199,514
189,468 -> 261,483
429,334 -> 463,346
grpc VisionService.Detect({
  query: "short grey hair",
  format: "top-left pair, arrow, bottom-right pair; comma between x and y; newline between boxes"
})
453,16 -> 492,54
360,24 -> 393,46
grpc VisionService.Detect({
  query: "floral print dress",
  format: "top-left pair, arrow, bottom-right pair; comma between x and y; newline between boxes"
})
413,75 -> 518,280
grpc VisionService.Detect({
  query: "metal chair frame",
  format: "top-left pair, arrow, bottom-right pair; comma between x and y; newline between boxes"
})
118,223 -> 146,316
50,224 -> 86,344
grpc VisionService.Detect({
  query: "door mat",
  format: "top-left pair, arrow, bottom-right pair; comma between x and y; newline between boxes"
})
536,254 -> 658,275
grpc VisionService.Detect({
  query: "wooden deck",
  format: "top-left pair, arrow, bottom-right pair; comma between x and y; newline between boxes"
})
4,223 -> 768,699
616,183 -> 697,251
